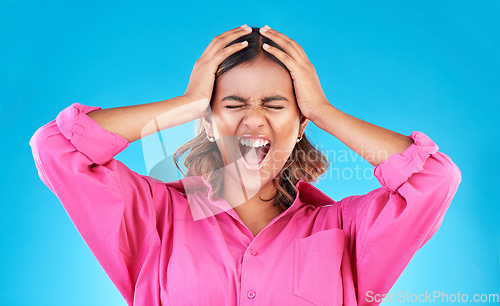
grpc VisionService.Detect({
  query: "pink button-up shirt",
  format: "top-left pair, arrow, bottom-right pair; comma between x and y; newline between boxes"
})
29,103 -> 461,305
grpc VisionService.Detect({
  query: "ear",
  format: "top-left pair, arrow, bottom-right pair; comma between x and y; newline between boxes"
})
201,108 -> 214,135
299,113 -> 309,136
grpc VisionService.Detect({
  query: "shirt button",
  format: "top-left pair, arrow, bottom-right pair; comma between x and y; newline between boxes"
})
250,249 -> 258,256
247,290 -> 256,299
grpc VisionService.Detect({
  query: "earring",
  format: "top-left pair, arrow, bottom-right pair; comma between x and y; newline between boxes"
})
296,134 -> 303,143
207,135 -> 215,142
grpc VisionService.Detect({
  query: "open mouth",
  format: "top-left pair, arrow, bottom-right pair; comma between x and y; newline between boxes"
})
238,136 -> 271,170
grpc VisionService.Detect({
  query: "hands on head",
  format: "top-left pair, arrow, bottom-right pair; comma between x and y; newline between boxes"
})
182,24 -> 330,123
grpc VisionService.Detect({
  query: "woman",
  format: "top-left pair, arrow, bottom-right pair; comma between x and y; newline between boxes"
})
29,24 -> 461,305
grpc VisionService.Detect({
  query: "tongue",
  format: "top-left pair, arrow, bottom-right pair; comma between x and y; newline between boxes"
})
243,147 -> 260,164
240,144 -> 269,165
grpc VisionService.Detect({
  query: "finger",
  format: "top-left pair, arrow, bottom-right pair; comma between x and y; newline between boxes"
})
214,40 -> 249,65
293,43 -> 310,62
214,24 -> 251,44
261,43 -> 300,74
203,25 -> 252,58
260,26 -> 309,64
260,27 -> 303,56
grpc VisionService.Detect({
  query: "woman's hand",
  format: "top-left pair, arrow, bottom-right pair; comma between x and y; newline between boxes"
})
183,24 -> 252,118
259,25 -> 330,121
260,26 -> 416,167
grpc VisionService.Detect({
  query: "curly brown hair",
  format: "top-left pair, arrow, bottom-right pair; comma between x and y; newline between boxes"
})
173,26 -> 329,211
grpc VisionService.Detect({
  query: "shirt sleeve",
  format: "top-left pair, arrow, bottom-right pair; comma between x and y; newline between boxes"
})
29,102 -> 162,304
338,131 -> 462,305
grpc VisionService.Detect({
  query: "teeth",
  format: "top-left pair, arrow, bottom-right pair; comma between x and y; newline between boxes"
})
239,138 -> 270,148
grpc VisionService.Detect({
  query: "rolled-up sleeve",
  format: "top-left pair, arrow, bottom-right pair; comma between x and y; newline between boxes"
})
29,102 -> 162,303
339,131 -> 462,305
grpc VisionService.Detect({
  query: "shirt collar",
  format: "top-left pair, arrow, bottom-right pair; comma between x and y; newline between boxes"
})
164,176 -> 334,212
294,179 -> 335,207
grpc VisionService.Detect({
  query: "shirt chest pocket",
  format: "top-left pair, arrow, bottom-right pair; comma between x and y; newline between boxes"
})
293,228 -> 345,306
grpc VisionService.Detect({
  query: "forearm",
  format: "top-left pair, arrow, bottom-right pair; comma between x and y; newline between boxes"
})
310,103 -> 414,167
87,95 -> 204,143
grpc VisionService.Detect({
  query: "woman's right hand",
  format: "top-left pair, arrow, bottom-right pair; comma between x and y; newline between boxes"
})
183,24 -> 252,118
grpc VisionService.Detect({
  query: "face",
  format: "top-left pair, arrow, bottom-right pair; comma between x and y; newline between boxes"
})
203,56 -> 309,200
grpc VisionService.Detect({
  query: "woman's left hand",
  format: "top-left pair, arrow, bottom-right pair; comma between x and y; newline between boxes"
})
259,25 -> 330,121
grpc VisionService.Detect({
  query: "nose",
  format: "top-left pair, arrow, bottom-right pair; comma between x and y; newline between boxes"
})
242,105 -> 266,130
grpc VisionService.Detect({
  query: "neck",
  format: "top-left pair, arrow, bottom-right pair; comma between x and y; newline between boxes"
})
221,173 -> 285,233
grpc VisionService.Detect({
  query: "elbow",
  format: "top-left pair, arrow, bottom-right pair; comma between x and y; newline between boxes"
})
416,152 -> 461,248
434,151 -> 462,201
29,121 -> 54,163
29,119 -> 81,175
29,120 -> 62,163
401,150 -> 462,213
29,121 -> 60,191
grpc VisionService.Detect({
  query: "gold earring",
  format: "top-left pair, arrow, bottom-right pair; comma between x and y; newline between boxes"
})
296,134 -> 303,143
207,135 -> 215,142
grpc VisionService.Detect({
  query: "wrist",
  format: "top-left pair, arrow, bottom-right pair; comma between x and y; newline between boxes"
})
308,102 -> 334,123
180,94 -> 210,119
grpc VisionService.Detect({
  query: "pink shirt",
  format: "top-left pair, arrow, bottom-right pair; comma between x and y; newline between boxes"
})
29,103 -> 461,305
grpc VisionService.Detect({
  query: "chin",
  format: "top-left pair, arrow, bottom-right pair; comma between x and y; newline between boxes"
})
221,157 -> 277,199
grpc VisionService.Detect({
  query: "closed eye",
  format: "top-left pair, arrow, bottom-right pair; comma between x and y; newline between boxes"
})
224,105 -> 284,110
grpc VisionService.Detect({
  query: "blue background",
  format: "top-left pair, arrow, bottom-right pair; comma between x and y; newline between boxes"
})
1,0 -> 499,305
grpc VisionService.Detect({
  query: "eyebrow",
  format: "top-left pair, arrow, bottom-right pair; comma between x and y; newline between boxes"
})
221,95 -> 289,103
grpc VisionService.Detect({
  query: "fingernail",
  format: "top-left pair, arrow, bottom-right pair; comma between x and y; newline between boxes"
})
241,24 -> 251,31
260,25 -> 271,33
